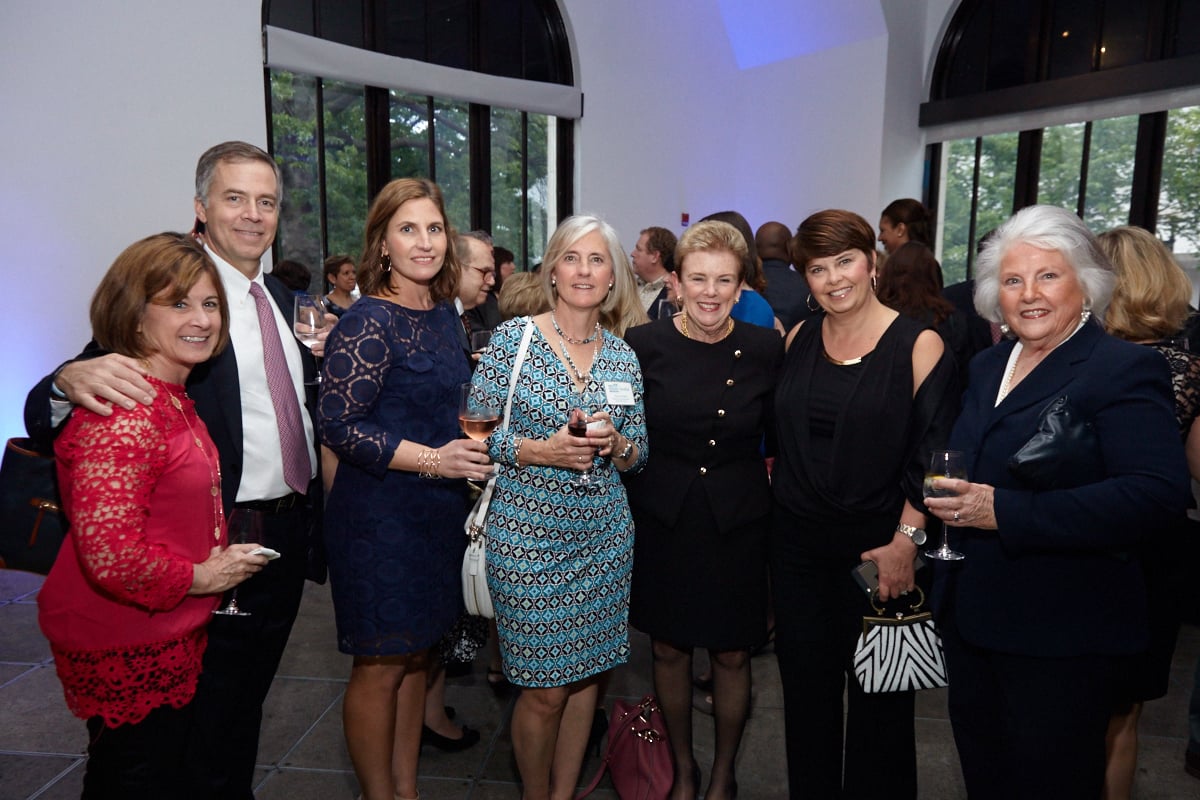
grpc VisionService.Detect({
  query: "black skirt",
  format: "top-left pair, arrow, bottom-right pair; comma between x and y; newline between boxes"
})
630,480 -> 769,650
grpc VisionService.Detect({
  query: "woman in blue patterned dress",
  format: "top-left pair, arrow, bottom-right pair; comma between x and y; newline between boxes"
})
471,215 -> 648,800
318,178 -> 494,800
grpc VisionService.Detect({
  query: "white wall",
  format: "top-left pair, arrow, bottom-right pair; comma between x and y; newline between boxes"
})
0,0 -> 267,437
566,0 -> 895,244
0,0 -> 948,437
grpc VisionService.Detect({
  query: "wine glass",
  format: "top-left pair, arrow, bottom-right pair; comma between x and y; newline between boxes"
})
212,509 -> 263,616
470,329 -> 492,354
293,293 -> 329,385
459,383 -> 502,441
568,389 -> 606,488
924,450 -> 967,561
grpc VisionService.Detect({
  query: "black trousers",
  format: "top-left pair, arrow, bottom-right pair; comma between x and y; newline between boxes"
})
83,702 -> 194,799
942,623 -> 1122,800
183,505 -> 310,800
770,538 -> 918,800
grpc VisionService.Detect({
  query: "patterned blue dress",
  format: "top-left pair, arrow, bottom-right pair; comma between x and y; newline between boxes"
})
472,317 -> 648,687
318,297 -> 470,656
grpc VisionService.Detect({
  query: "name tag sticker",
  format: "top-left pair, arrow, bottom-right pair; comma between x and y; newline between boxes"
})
604,381 -> 635,405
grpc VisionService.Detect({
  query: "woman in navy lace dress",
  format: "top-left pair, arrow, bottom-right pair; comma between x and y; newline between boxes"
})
318,178 -> 494,800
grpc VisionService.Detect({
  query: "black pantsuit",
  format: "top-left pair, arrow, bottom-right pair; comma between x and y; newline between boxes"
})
770,519 -> 918,800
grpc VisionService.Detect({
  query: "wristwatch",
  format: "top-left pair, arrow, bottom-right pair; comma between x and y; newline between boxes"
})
896,522 -> 927,546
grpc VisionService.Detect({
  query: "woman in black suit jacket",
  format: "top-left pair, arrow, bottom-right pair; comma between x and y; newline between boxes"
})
925,205 -> 1192,800
625,220 -> 783,800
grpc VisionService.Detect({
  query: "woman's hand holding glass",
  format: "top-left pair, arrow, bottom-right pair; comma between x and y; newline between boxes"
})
923,477 -> 999,532
436,439 -> 495,481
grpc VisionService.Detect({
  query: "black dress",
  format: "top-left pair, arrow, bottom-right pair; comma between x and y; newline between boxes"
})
624,317 -> 782,649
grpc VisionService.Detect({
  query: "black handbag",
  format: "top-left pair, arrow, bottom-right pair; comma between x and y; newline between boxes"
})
0,437 -> 68,574
1008,395 -> 1103,490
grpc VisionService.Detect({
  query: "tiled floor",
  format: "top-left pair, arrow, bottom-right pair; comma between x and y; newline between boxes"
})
1,568 -> 1198,799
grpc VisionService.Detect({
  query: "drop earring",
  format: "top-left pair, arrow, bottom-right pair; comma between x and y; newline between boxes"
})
381,250 -> 392,273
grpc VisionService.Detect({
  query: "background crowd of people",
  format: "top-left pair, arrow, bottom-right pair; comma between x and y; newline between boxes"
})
21,141 -> 1200,800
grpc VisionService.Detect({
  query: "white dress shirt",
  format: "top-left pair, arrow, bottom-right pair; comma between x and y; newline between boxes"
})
208,246 -> 317,501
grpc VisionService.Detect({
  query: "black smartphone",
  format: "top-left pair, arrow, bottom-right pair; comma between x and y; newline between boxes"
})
852,555 -> 926,595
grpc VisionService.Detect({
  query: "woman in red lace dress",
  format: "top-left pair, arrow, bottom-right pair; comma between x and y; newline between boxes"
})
37,233 -> 269,798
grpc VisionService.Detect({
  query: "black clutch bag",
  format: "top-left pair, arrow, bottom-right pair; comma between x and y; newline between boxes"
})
1008,395 -> 1104,490
0,437 -> 68,574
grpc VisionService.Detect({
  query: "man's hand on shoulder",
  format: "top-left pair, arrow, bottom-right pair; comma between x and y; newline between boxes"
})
56,354 -> 156,416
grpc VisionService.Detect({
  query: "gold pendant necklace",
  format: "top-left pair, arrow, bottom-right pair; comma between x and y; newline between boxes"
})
170,393 -> 224,541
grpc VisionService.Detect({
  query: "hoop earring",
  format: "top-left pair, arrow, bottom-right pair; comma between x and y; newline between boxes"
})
806,293 -> 820,312
381,251 -> 392,274
871,274 -> 878,293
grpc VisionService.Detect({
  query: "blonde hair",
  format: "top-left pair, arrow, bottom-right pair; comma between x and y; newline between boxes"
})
540,215 -> 648,337
498,271 -> 551,319
675,220 -> 748,281
1099,226 -> 1192,341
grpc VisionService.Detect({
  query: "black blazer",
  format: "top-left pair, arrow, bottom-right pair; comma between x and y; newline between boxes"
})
623,317 -> 783,533
24,274 -> 325,573
941,322 -> 1190,657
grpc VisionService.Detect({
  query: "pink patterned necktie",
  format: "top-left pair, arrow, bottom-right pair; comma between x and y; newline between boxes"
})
249,282 -> 310,495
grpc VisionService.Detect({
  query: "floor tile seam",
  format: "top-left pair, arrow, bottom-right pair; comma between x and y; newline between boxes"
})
274,673 -> 350,684
0,662 -> 55,689
24,759 -> 83,800
271,687 -> 346,767
0,748 -> 84,758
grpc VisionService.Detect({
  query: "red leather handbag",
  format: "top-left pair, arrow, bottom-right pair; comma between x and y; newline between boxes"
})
576,695 -> 674,800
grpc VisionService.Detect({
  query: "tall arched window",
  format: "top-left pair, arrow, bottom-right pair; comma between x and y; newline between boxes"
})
921,0 -> 1200,281
263,0 -> 579,272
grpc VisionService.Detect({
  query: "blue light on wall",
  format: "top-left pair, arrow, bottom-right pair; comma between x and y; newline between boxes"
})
716,0 -> 886,70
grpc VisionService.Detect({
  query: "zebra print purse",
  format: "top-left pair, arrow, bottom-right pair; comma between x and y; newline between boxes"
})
853,587 -> 948,693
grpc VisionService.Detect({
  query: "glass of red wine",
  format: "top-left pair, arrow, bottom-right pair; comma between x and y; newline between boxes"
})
568,389 -> 605,488
459,383 -> 502,442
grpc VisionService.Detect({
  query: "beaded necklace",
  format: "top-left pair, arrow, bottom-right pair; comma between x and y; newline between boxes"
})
169,392 -> 224,542
551,313 -> 601,344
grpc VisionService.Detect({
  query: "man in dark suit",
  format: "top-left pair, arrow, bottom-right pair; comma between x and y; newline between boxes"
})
25,141 -> 325,800
755,220 -> 811,330
631,225 -> 677,320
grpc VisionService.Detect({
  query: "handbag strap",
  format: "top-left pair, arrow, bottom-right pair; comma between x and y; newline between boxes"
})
467,319 -> 536,537
502,318 -> 535,435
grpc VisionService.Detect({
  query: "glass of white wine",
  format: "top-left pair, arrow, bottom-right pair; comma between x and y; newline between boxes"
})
293,293 -> 329,385
924,449 -> 967,561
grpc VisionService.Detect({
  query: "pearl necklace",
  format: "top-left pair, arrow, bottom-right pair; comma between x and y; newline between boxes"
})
170,393 -> 224,542
680,312 -> 734,343
551,313 -> 601,344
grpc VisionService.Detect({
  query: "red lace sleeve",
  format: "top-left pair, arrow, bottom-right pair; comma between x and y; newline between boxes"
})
58,408 -> 196,611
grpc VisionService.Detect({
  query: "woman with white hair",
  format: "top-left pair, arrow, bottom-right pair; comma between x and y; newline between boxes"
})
470,215 -> 648,799
924,205 -> 1192,799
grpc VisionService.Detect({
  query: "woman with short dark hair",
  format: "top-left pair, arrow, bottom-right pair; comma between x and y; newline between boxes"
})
771,209 -> 958,799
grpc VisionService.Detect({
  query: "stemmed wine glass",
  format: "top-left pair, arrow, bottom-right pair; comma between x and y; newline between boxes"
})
293,293 -> 329,385
213,509 -> 263,616
568,389 -> 606,488
924,450 -> 967,561
459,383 -> 502,441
